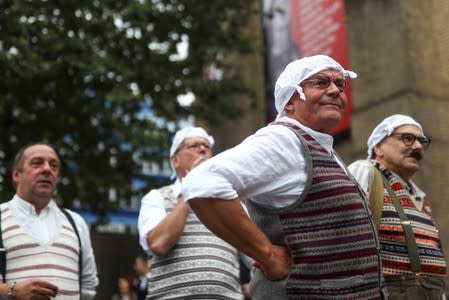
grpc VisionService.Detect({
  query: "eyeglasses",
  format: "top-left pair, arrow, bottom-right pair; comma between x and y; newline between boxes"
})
302,75 -> 347,91
177,142 -> 211,153
389,133 -> 431,148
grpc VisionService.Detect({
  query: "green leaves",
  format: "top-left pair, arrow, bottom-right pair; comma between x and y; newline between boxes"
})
0,0 -> 257,219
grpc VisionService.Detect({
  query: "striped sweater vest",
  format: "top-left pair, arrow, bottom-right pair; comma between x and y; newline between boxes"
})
148,185 -> 243,300
374,162 -> 447,277
247,123 -> 383,300
0,202 -> 80,299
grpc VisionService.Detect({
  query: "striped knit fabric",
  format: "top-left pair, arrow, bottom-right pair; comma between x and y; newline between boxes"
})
147,185 -> 243,300
0,202 -> 80,299
374,162 -> 447,277
247,124 -> 383,300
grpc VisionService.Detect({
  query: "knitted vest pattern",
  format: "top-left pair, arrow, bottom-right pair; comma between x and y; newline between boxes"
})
247,124 -> 383,300
374,162 -> 447,277
0,202 -> 80,299
147,185 -> 243,300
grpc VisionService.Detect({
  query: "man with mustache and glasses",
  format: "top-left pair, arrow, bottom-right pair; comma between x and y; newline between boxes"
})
181,55 -> 386,299
137,127 -> 249,299
0,143 -> 98,300
349,114 -> 447,300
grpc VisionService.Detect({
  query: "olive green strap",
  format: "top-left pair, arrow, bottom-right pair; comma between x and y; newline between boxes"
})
369,167 -> 384,232
381,174 -> 421,273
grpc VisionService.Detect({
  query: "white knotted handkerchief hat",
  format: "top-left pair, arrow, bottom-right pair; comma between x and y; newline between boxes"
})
366,114 -> 423,159
169,127 -> 214,178
170,127 -> 214,157
274,55 -> 357,119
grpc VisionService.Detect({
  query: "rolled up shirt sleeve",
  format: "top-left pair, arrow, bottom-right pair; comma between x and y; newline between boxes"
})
182,124 -> 308,209
137,189 -> 167,251
348,160 -> 373,195
182,168 -> 239,200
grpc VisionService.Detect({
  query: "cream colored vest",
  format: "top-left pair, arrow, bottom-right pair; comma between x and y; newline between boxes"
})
0,202 -> 80,299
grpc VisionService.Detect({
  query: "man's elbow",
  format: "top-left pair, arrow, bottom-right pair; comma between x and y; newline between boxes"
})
147,234 -> 171,257
148,243 -> 171,257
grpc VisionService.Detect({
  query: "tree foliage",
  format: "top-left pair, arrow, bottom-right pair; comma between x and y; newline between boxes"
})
0,0 -> 258,218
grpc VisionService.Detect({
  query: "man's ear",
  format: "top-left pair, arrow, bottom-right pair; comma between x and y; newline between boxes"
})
171,156 -> 179,170
374,144 -> 383,158
12,168 -> 20,184
284,97 -> 295,115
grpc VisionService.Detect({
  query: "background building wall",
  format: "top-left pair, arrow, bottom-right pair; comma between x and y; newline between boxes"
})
209,1 -> 266,153
92,232 -> 142,299
343,0 -> 449,285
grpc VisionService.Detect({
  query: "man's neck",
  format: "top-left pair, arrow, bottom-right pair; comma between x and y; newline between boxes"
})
27,198 -> 51,215
24,196 -> 51,215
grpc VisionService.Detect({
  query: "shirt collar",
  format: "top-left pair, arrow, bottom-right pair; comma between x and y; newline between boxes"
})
390,173 -> 426,199
278,116 -> 335,155
12,194 -> 56,216
410,181 -> 425,199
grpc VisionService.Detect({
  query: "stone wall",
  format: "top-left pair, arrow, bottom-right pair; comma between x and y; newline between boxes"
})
344,0 -> 449,285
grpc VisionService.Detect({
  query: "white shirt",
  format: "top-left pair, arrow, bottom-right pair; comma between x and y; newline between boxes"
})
182,116 -> 344,208
137,179 -> 181,252
10,195 -> 99,300
348,160 -> 426,210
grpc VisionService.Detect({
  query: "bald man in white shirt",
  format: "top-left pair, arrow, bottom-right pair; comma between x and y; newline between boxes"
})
0,143 -> 98,300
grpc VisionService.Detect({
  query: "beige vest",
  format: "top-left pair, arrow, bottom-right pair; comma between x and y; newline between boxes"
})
0,202 -> 80,299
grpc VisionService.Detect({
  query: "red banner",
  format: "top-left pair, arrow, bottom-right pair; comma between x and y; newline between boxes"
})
263,0 -> 353,135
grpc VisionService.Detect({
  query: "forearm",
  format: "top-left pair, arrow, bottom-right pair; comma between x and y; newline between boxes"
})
147,198 -> 190,256
189,198 -> 291,280
0,283 -> 9,299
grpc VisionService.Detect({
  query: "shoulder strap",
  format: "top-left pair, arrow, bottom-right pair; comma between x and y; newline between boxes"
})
0,207 -> 5,283
380,174 -> 421,273
0,206 -> 85,285
369,166 -> 384,232
60,208 -> 83,292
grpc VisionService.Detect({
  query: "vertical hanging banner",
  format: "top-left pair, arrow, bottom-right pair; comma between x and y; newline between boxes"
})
263,0 -> 352,135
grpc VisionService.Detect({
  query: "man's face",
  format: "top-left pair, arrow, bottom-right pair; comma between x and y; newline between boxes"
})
286,69 -> 347,133
13,145 -> 60,203
171,136 -> 212,179
374,124 -> 426,180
